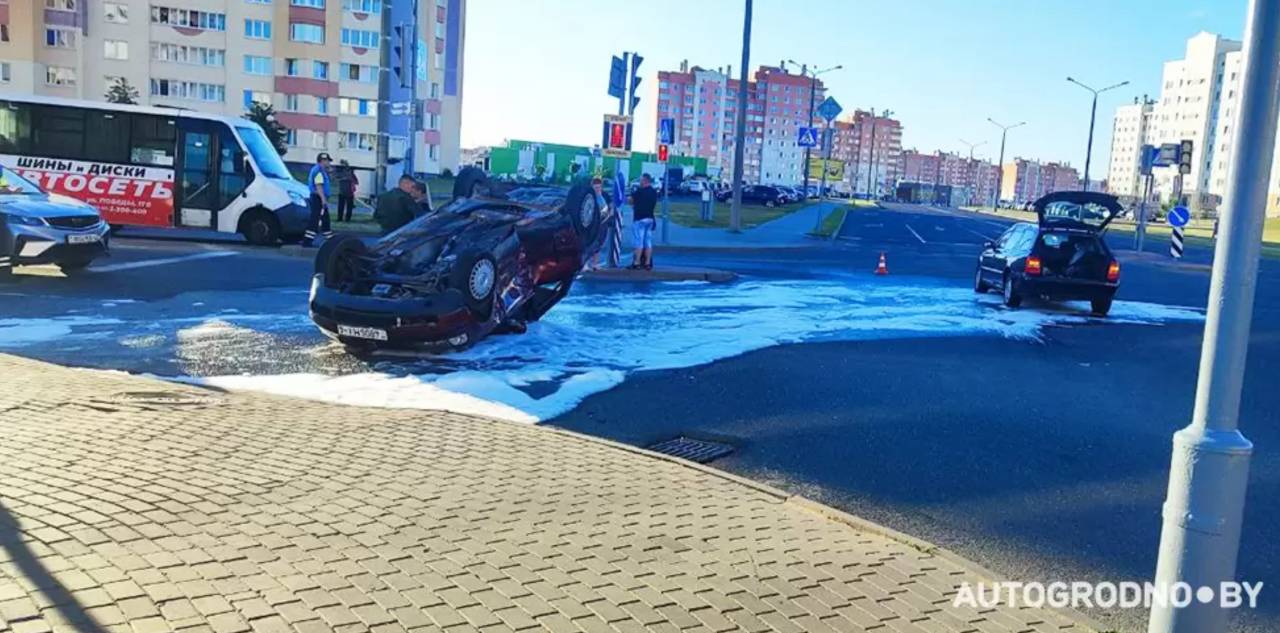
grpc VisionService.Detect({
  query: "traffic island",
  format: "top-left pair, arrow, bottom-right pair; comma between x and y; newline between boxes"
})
582,265 -> 737,283
0,354 -> 1099,633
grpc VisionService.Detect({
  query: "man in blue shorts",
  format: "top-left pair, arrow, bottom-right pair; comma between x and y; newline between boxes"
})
628,173 -> 658,270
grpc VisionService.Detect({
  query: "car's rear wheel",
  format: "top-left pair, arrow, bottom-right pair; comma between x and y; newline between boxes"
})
1002,272 -> 1022,308
1091,296 -> 1113,317
973,266 -> 989,293
452,166 -> 489,200
451,252 -> 497,319
315,234 -> 366,288
562,184 -> 601,243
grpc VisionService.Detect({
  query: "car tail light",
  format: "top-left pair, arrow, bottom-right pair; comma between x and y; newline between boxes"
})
1024,256 -> 1043,276
1107,260 -> 1121,282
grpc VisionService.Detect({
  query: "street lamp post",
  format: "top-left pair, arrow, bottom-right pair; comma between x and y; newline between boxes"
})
1148,0 -> 1279,631
864,108 -> 892,198
960,138 -> 987,205
729,0 -> 752,232
787,61 -> 842,197
988,118 -> 1025,209
1066,76 -> 1129,191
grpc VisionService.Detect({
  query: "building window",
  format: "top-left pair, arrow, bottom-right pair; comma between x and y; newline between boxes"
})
243,90 -> 272,108
247,0 -> 272,4
151,79 -> 225,102
427,113 -> 439,130
46,0 -> 76,10
313,61 -> 329,80
244,55 -> 272,75
340,28 -> 379,49
244,19 -> 272,39
45,28 -> 77,49
291,0 -> 325,6
104,2 -> 129,23
46,66 -> 78,87
309,131 -> 326,150
338,132 -> 376,151
0,63 -> 10,83
284,95 -> 300,111
344,0 -> 381,11
429,144 -> 438,160
104,40 -> 129,60
152,7 -> 227,31
338,98 -> 373,116
340,63 -> 376,83
0,25 -> 8,42
290,23 -> 325,44
316,98 -> 328,115
152,43 -> 225,67
429,82 -> 440,99
285,59 -> 301,76
284,129 -> 297,146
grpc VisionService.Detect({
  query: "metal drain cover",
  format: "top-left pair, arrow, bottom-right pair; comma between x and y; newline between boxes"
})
646,436 -> 734,464
90,391 -> 224,409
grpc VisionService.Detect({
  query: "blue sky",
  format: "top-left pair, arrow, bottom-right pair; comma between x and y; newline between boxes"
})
460,0 -> 1245,175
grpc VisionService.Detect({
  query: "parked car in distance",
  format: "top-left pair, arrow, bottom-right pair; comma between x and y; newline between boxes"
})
974,191 -> 1121,316
715,185 -> 788,207
0,166 -> 111,278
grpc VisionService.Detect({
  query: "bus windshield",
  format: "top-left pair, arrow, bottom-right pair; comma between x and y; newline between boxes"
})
237,126 -> 292,180
0,166 -> 44,195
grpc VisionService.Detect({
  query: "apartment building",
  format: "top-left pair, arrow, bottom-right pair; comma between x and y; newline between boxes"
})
656,62 -> 824,186
1106,97 -> 1155,199
829,110 -> 902,196
1000,158 -> 1080,205
0,0 -> 465,187
900,149 -> 998,205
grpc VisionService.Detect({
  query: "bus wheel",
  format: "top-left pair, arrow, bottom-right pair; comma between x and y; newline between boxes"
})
240,209 -> 280,246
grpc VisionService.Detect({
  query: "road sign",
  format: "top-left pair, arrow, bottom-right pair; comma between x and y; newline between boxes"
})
389,101 -> 412,116
657,143 -> 669,163
808,157 -> 844,180
1155,143 -> 1181,167
602,114 -> 633,158
797,126 -> 819,147
1140,144 -> 1159,175
658,118 -> 675,145
608,55 -> 626,99
1168,205 -> 1191,228
816,97 -> 843,122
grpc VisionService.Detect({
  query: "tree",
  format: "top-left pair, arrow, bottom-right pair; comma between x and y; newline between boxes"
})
243,101 -> 289,156
104,78 -> 139,105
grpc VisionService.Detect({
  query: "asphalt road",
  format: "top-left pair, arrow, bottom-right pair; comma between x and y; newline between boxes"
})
2,205 -> 1276,632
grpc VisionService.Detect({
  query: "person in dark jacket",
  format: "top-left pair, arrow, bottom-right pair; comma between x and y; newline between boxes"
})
334,160 -> 358,223
374,175 -> 420,235
411,181 -> 434,216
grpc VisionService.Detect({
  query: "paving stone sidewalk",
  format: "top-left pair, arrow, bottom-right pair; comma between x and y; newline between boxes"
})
0,355 -> 1093,633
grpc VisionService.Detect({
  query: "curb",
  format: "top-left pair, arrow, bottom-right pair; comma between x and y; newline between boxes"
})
582,267 -> 737,283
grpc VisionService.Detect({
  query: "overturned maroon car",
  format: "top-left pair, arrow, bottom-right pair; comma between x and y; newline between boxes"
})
308,168 -> 609,351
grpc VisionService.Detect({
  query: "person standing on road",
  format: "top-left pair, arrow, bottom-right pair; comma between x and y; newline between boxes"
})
700,185 -> 712,222
303,152 -> 334,246
335,160 -> 357,223
628,173 -> 658,270
374,175 -> 420,235
587,177 -> 611,271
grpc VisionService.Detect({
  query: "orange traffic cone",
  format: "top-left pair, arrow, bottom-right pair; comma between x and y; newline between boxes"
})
875,252 -> 889,275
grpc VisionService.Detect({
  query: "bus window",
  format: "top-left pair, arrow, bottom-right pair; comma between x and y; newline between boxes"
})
0,102 -> 32,154
130,114 -> 176,167
31,106 -> 85,159
84,111 -> 131,164
217,124 -> 253,208
181,129 -> 216,211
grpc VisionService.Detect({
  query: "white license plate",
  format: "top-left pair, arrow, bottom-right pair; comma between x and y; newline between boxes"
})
337,325 -> 388,341
67,233 -> 101,244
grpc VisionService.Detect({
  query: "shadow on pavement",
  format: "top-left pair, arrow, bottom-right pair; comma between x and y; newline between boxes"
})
0,501 -> 111,633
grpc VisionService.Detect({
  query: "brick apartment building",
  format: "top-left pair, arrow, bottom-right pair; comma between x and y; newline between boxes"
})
829,110 -> 902,197
1000,158 -> 1081,205
0,0 -> 466,188
901,149 -> 998,205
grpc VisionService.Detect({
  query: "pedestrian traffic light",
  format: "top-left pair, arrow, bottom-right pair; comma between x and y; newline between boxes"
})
657,144 -> 669,163
629,54 -> 644,114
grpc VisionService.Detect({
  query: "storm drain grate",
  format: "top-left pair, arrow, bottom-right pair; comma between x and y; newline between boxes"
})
646,436 -> 735,464
86,391 -> 225,411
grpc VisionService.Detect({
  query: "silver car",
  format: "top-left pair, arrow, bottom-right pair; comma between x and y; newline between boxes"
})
0,166 -> 110,278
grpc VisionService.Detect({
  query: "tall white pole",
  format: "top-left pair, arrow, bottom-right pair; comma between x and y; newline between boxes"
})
1147,0 -> 1280,631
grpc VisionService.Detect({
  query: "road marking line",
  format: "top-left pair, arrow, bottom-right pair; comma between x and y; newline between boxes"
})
91,251 -> 237,273
967,229 -> 996,241
904,224 -> 927,244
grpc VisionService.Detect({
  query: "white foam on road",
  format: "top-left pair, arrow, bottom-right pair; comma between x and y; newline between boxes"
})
192,278 -> 1203,424
91,251 -> 236,273
0,316 -> 123,346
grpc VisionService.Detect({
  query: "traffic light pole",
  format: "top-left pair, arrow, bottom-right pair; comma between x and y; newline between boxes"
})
729,0 -> 752,233
1148,1 -> 1279,631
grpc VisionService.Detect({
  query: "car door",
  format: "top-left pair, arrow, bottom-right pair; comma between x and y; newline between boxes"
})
980,225 -> 1017,284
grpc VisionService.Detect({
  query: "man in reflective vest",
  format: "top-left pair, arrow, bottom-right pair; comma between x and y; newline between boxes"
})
303,152 -> 334,246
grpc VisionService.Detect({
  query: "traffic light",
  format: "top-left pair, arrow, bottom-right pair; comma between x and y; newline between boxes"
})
1179,139 -> 1194,175
657,144 -> 669,163
629,54 -> 644,114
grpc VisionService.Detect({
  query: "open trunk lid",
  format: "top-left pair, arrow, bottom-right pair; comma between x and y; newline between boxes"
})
1033,191 -> 1122,233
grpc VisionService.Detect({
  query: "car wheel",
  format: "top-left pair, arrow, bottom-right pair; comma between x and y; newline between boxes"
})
1091,296 -> 1113,317
451,252 -> 497,319
1002,272 -> 1022,308
240,209 -> 281,246
315,234 -> 366,288
562,183 -> 601,242
58,259 -> 93,274
973,266 -> 989,294
452,166 -> 489,200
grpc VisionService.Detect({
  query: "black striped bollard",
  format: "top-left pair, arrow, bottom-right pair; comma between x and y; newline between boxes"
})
1170,225 -> 1185,259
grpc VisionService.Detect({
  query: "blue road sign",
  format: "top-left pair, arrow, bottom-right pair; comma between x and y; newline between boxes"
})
1140,144 -> 1159,175
1168,205 -> 1191,228
608,56 -> 626,99
659,118 -> 675,144
816,97 -> 843,122
797,126 -> 819,147
1155,143 -> 1181,167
